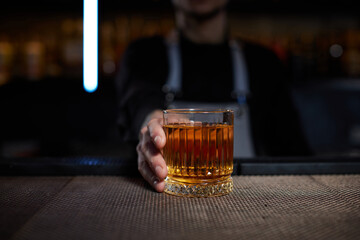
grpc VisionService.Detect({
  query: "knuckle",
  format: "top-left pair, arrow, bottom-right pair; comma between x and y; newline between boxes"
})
148,118 -> 158,125
145,141 -> 158,157
140,141 -> 148,154
137,162 -> 143,172
148,119 -> 161,133
139,127 -> 148,140
137,159 -> 147,172
140,126 -> 147,134
136,143 -> 141,153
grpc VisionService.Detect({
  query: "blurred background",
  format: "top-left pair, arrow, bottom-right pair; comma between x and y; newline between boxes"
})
0,0 -> 359,158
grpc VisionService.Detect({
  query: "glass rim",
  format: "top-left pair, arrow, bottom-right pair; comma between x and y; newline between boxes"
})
163,109 -> 234,114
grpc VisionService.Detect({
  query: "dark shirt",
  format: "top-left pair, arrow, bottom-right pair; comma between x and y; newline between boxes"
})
180,33 -> 233,102
116,34 -> 312,156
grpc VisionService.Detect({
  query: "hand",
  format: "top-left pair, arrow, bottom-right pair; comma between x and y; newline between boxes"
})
137,111 -> 167,192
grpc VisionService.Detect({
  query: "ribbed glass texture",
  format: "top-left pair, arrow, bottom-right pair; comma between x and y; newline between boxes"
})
163,109 -> 234,197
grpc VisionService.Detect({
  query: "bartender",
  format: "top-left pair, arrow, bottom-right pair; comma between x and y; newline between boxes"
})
115,0 -> 311,192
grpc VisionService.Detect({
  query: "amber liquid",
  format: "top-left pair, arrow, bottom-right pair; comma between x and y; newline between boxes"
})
163,123 -> 233,184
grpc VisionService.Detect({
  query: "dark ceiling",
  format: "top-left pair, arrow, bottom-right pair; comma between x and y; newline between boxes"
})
0,0 -> 358,16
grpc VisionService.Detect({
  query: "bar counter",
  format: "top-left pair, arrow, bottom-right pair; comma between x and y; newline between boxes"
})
1,157 -> 360,240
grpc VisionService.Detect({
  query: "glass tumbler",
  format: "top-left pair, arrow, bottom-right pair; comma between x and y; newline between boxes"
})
163,109 -> 234,197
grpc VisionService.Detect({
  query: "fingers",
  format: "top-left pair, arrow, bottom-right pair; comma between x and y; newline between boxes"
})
137,145 -> 165,192
137,117 -> 168,192
141,128 -> 168,180
141,133 -> 168,180
148,118 -> 166,149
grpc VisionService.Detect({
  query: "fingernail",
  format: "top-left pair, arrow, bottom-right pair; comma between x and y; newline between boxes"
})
154,136 -> 161,144
153,177 -> 160,186
155,166 -> 163,176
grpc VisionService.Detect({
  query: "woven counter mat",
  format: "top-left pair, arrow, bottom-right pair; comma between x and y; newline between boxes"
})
1,175 -> 360,240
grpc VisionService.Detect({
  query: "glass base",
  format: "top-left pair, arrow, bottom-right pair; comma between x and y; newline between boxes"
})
164,176 -> 233,197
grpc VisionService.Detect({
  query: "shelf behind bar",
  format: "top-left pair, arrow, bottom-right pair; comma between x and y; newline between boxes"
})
0,156 -> 359,176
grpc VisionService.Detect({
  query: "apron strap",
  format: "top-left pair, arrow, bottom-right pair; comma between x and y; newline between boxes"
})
229,40 -> 250,105
163,31 -> 182,95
